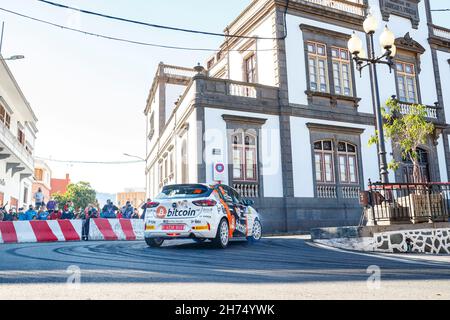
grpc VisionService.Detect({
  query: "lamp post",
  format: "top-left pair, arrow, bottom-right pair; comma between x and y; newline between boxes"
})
348,13 -> 396,183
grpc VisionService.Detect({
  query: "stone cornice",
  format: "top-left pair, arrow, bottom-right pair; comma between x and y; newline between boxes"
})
222,114 -> 268,125
300,24 -> 352,40
306,122 -> 365,134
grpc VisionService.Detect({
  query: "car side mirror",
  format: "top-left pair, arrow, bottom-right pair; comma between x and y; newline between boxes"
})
242,199 -> 254,206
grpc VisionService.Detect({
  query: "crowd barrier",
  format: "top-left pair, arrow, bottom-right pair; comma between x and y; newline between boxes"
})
88,218 -> 144,241
0,220 -> 82,244
0,219 -> 144,244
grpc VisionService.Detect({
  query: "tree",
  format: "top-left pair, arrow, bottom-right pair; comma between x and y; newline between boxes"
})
65,182 -> 97,209
53,182 -> 97,209
369,97 -> 435,183
53,192 -> 69,208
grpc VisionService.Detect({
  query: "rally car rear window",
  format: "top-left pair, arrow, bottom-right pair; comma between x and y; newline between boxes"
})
156,185 -> 212,199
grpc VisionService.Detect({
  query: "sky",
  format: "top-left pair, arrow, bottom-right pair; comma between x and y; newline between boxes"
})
0,0 -> 251,193
0,0 -> 448,194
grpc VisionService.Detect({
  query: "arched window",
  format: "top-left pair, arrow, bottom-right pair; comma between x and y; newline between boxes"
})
232,130 -> 257,181
337,142 -> 358,184
314,140 -> 334,183
402,148 -> 429,183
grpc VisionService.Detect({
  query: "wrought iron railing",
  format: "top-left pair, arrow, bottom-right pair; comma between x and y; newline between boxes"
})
362,182 -> 450,225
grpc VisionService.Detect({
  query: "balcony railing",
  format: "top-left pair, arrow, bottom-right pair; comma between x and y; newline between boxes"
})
228,83 -> 257,98
431,24 -> 450,40
233,183 -> 259,198
317,185 -> 360,199
317,185 -> 337,198
363,182 -> 450,225
391,96 -> 440,120
293,0 -> 365,16
398,101 -> 439,119
162,64 -> 196,78
0,120 -> 33,170
342,186 -> 361,199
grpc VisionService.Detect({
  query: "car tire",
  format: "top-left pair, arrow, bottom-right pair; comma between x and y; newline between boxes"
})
145,237 -> 164,248
212,218 -> 229,249
247,219 -> 262,242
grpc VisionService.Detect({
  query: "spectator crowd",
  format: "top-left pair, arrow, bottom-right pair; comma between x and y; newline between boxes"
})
0,188 -> 150,222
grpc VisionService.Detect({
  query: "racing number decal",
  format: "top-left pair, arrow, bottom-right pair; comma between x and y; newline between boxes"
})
156,206 -> 167,219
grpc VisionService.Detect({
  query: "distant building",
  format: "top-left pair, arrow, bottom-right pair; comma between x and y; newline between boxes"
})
116,188 -> 146,207
0,56 -> 39,209
51,173 -> 71,195
32,159 -> 52,203
96,192 -> 116,207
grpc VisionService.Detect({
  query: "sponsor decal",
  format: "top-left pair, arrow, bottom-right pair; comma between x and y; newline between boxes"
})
156,206 -> 167,218
156,206 -> 197,219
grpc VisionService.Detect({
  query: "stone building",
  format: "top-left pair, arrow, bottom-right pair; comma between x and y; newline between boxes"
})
144,0 -> 450,232
0,56 -> 38,209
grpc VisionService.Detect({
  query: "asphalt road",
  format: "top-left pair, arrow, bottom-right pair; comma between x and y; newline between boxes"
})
0,236 -> 449,299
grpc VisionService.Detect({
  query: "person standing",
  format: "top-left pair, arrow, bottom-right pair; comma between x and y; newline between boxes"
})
140,198 -> 152,220
121,201 -> 134,219
34,188 -> 45,209
60,205 -> 74,220
24,205 -> 37,221
46,197 -> 57,213
37,207 -> 49,220
101,200 -> 118,219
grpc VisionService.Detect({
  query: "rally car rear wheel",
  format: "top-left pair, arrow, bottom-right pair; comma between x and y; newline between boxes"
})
145,237 -> 164,248
213,219 -> 229,249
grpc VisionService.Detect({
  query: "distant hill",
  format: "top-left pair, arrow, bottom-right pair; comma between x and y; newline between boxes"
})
96,192 -> 117,207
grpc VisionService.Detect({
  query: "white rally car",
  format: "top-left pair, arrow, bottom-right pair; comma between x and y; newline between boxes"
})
144,184 -> 262,248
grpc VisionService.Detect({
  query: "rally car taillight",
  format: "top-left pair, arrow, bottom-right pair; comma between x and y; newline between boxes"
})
192,199 -> 217,207
147,202 -> 160,208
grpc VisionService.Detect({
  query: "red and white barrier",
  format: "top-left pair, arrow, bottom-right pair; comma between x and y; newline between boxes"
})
88,218 -> 144,241
0,220 -> 82,244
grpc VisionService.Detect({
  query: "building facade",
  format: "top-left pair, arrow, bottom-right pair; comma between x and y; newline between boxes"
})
144,0 -> 450,232
50,173 -> 71,195
116,188 -> 146,207
0,57 -> 38,209
32,159 -> 52,204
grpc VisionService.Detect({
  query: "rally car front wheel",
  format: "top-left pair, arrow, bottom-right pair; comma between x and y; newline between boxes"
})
212,218 -> 229,249
145,237 -> 164,248
247,219 -> 262,242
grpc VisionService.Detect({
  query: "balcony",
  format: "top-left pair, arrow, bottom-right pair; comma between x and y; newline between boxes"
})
428,24 -> 450,51
196,76 -> 279,109
0,120 -> 34,171
391,96 -> 442,124
431,24 -> 450,41
291,0 -> 366,17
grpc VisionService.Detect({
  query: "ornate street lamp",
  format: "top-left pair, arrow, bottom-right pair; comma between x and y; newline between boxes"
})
348,13 -> 396,183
